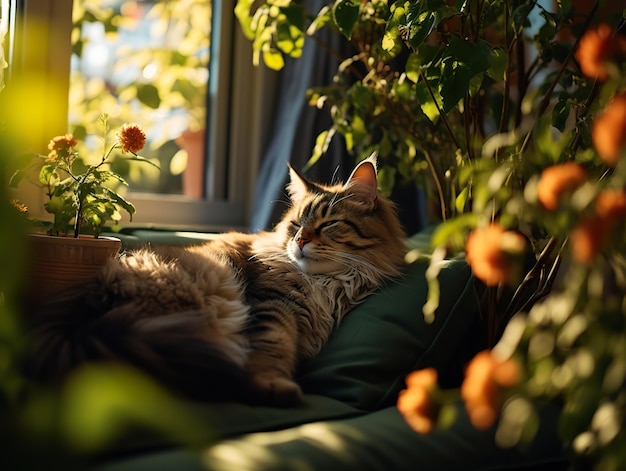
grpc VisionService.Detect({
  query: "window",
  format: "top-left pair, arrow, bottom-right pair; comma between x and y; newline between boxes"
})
8,0 -> 278,232
70,0 -> 210,197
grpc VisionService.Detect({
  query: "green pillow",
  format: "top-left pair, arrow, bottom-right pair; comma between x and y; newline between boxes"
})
297,242 -> 481,411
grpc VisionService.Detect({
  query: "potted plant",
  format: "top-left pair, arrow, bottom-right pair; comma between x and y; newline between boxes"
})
10,113 -> 157,300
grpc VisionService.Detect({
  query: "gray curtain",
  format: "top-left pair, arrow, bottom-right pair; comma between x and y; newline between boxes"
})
250,0 -> 427,234
250,0 -> 354,231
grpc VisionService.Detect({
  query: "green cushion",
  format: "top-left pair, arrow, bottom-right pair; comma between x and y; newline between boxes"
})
200,402 -> 565,471
297,247 -> 479,411
99,402 -> 565,471
108,394 -> 363,456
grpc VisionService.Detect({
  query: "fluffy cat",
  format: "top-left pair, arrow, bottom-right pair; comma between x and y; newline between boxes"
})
27,155 -> 406,405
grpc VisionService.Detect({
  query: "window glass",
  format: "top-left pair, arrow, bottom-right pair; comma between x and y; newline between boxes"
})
69,0 -> 211,198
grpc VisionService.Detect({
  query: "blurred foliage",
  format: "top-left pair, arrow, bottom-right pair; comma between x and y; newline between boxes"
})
70,0 -> 211,194
238,0 -> 626,467
1,18 -> 211,470
236,0 -> 612,212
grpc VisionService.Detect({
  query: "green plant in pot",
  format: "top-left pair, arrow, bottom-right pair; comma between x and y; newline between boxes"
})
10,113 -> 158,299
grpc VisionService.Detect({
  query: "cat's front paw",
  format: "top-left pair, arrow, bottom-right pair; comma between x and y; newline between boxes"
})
251,374 -> 303,407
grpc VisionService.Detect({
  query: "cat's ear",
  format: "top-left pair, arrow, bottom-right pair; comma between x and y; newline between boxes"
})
344,153 -> 378,205
287,163 -> 311,202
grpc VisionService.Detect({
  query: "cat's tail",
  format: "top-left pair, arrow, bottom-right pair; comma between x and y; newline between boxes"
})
24,283 -> 255,403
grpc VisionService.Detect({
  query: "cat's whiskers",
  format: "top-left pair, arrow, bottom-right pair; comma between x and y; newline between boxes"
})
249,251 -> 300,270
328,193 -> 354,209
319,250 -> 390,281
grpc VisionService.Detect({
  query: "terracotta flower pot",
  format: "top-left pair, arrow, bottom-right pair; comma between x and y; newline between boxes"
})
175,128 -> 206,199
26,233 -> 122,303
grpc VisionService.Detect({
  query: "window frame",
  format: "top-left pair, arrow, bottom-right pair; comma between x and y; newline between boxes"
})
11,0 -> 278,232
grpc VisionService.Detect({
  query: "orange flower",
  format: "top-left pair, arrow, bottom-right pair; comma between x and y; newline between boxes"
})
575,24 -> 626,81
536,162 -> 587,211
461,350 -> 521,430
46,134 -> 77,163
592,93 -> 626,167
571,189 -> 626,264
117,123 -> 146,154
397,368 -> 438,434
465,224 -> 526,287
570,218 -> 609,265
596,189 -> 626,219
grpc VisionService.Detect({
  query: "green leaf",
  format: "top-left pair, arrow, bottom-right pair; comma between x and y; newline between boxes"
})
376,165 -> 396,198
8,169 -> 28,188
307,5 -> 333,36
487,47 -> 508,81
98,170 -> 129,187
101,187 -> 137,220
405,53 -> 421,83
39,164 -> 58,186
71,124 -> 88,141
45,194 -> 71,215
406,11 -> 435,49
415,81 -> 441,122
439,58 -> 471,112
170,50 -> 187,66
404,0 -> 454,50
125,155 -> 162,171
280,5 -> 304,30
430,213 -> 479,251
305,128 -> 336,171
455,185 -> 470,214
235,0 -> 256,39
276,21 -> 304,58
552,95 -> 570,132
72,36 -> 84,58
383,1 -> 407,52
262,49 -> 285,70
349,83 -> 373,112
332,0 -> 360,39
136,84 -> 161,109
512,1 -> 535,34
438,37 -> 490,113
535,8 -> 557,42
350,114 -> 367,148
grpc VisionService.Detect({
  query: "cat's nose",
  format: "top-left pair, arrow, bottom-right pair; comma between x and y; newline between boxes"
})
296,229 -> 313,249
297,235 -> 310,249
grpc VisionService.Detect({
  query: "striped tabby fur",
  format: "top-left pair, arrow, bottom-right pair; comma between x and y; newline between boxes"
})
27,156 -> 406,405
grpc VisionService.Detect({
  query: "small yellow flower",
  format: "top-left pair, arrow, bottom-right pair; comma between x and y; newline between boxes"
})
10,199 -> 28,214
117,123 -> 147,154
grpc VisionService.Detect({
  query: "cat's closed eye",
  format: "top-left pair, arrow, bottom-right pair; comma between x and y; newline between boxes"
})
317,220 -> 342,236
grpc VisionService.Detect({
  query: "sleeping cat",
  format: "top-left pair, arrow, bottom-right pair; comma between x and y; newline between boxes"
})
27,155 -> 406,406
